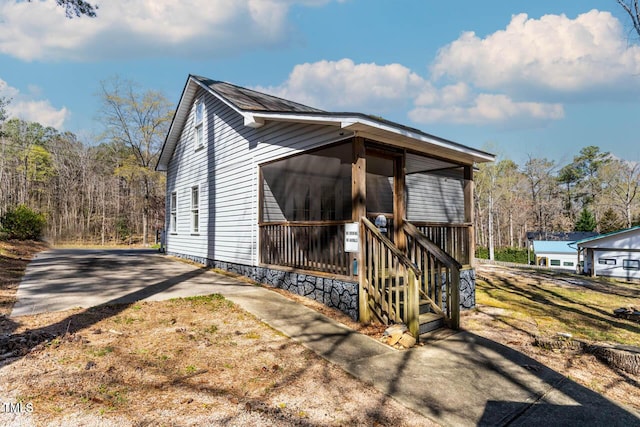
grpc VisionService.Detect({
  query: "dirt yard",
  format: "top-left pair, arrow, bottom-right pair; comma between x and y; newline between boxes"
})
2,241 -> 639,425
464,264 -> 640,412
0,241 -> 433,426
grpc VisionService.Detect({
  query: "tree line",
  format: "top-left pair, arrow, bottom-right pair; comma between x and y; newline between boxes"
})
475,145 -> 640,258
1,78 -> 639,253
0,78 -> 171,245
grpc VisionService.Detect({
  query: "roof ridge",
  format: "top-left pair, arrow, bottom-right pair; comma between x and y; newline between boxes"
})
190,75 -> 325,114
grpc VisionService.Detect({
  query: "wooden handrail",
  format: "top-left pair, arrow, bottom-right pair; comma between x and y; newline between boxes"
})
403,220 -> 461,330
360,217 -> 421,337
361,218 -> 420,275
404,221 -> 462,270
260,220 -> 351,226
409,221 -> 472,228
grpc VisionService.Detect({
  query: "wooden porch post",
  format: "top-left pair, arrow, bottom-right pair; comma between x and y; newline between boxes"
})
394,153 -> 406,251
352,136 -> 366,222
353,137 -> 370,323
464,165 -> 475,267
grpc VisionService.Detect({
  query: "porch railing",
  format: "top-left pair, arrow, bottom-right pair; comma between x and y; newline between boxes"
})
359,217 -> 420,337
259,221 -> 352,276
411,221 -> 472,266
404,221 -> 462,329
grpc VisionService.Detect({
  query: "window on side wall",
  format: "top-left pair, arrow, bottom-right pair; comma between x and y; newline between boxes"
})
598,258 -> 616,265
550,259 -> 561,266
191,186 -> 199,234
194,98 -> 205,150
170,191 -> 177,233
623,259 -> 639,270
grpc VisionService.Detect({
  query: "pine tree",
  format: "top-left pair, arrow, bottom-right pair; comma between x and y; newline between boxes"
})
575,208 -> 597,232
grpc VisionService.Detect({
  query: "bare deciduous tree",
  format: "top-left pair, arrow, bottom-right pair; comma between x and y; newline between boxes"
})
97,77 -> 172,245
618,0 -> 640,37
27,0 -> 98,18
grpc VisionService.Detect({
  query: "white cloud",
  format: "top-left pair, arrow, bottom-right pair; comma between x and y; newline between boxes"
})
257,59 -> 563,127
409,94 -> 564,126
431,10 -> 640,99
0,0 -> 336,61
0,78 -> 68,129
255,10 -> 640,128
255,59 -> 428,112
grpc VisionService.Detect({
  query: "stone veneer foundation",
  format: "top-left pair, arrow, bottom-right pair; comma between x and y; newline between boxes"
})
168,252 -> 475,321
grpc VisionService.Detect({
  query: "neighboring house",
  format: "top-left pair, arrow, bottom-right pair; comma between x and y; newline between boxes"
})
156,75 -> 494,337
577,226 -> 640,280
525,231 -> 597,266
532,240 -> 579,271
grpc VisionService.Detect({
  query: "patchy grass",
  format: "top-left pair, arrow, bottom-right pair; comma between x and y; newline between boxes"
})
1,296 -> 432,426
465,265 -> 640,412
474,266 -> 640,346
0,241 -> 432,426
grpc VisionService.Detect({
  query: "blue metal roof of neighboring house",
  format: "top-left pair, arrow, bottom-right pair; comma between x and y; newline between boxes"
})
575,225 -> 640,246
532,240 -> 577,254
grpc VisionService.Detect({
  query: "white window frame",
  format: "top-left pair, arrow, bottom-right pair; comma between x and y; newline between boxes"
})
194,98 -> 205,150
191,185 -> 200,234
170,191 -> 177,233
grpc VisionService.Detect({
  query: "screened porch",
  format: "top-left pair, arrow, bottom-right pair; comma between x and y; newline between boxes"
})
258,138 -> 474,278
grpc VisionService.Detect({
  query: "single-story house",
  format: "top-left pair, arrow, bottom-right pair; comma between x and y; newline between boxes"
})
525,231 -> 597,265
577,226 -> 640,280
156,75 -> 494,337
532,240 -> 578,271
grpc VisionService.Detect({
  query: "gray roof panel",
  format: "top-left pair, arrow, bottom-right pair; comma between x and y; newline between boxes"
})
191,75 -> 324,113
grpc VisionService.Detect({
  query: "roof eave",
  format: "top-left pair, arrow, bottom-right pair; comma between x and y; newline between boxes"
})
156,76 -> 496,170
248,111 -> 495,164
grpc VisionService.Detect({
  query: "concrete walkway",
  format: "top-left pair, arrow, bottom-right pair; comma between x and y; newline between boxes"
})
12,249 -> 640,426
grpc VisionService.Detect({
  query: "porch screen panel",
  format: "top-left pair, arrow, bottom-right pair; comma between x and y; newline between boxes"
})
261,142 -> 352,222
405,153 -> 465,223
260,142 -> 353,275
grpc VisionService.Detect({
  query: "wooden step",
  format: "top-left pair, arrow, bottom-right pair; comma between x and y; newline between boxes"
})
419,299 -> 432,314
419,312 -> 444,335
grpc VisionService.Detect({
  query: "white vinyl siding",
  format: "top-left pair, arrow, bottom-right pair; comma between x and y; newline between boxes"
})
406,173 -> 465,223
166,88 -> 345,265
580,229 -> 640,278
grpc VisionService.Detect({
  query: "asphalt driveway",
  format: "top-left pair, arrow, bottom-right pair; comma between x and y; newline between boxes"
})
10,248 -> 245,317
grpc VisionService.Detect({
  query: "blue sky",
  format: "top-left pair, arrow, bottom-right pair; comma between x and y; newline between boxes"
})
1,0 -> 639,165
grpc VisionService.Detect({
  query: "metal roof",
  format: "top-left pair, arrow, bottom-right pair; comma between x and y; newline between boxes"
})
191,75 -> 324,113
532,240 -> 578,254
156,75 -> 496,171
526,231 -> 598,242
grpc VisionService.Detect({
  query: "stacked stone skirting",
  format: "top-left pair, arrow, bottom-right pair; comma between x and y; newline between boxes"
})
459,268 -> 476,309
438,268 -> 476,312
168,252 -> 476,321
168,252 -> 359,320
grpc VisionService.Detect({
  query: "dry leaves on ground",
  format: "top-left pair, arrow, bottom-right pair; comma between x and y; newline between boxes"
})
1,249 -> 433,427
